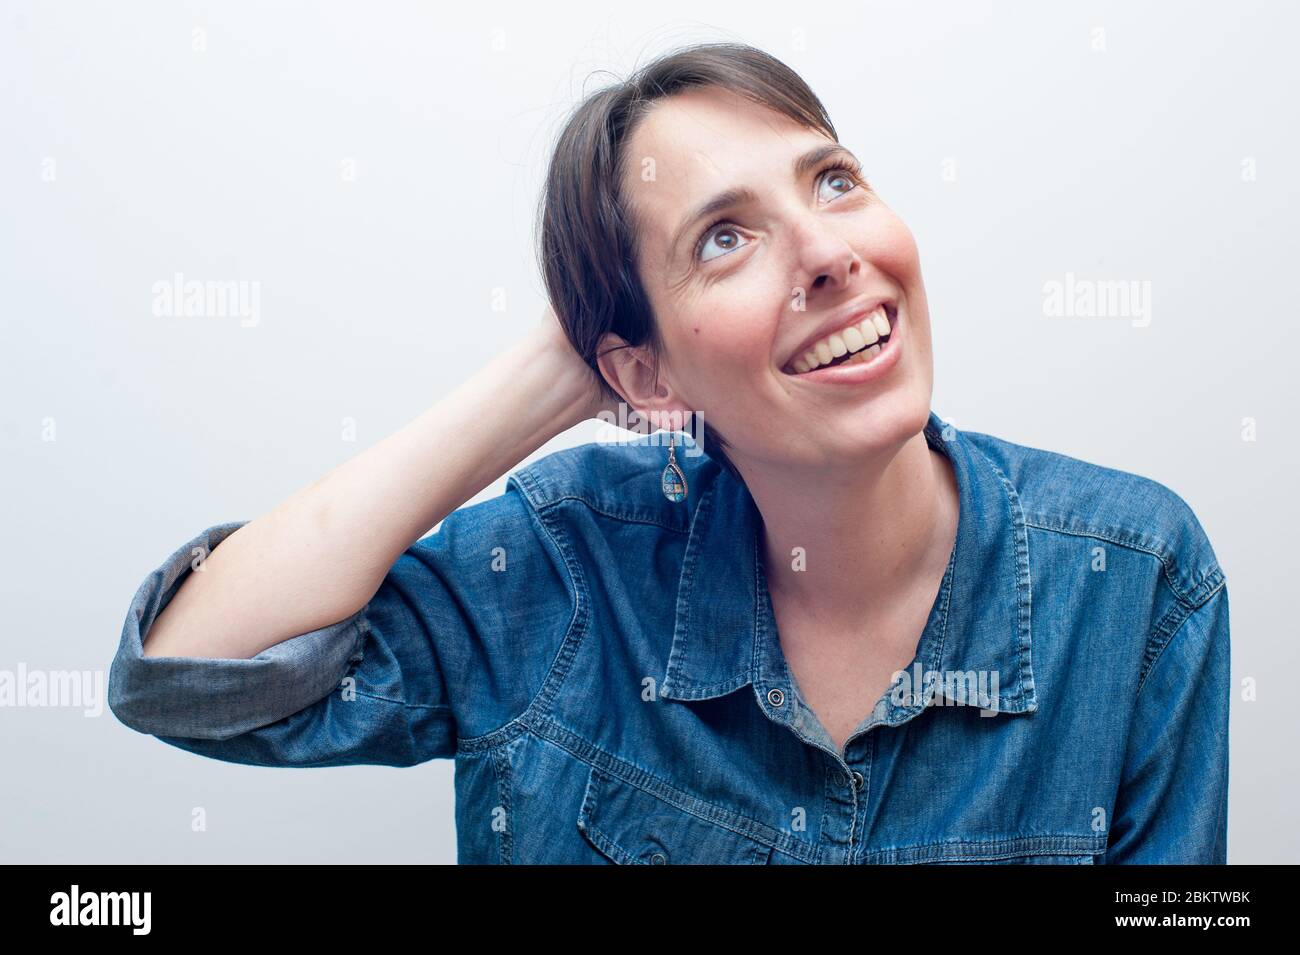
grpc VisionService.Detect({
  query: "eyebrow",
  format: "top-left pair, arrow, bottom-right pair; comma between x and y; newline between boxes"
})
667,142 -> 857,264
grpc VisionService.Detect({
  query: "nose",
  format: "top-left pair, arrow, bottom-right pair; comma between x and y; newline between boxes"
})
788,213 -> 862,306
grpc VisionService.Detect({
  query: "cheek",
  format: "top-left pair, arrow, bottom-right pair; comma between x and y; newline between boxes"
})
862,213 -> 922,280
692,324 -> 768,384
680,290 -> 782,374
664,319 -> 774,420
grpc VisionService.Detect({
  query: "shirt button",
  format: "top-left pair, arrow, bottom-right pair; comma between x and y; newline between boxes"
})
767,688 -> 785,707
850,771 -> 864,790
650,851 -> 668,865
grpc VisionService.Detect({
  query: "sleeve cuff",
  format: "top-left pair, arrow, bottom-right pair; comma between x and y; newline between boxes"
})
107,521 -> 369,741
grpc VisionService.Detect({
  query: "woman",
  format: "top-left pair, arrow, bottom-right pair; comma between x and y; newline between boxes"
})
108,43 -> 1230,864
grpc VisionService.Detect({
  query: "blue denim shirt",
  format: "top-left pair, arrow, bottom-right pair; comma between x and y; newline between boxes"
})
108,410 -> 1230,864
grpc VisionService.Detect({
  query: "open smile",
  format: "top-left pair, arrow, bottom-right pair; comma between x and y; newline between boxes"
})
779,303 -> 900,379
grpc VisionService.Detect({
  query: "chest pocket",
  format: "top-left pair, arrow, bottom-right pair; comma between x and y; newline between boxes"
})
576,766 -> 774,864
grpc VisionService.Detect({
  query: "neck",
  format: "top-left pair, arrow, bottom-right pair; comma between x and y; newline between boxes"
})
739,427 -> 959,628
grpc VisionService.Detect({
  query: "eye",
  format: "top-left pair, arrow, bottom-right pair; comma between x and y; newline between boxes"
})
816,160 -> 865,203
695,222 -> 749,264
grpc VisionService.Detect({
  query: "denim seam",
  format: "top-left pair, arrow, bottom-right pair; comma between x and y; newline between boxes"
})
511,497 -> 592,723
508,449 -> 711,531
534,495 -> 692,533
576,767 -> 629,862
751,512 -> 767,685
511,468 -> 693,533
351,688 -> 452,710
984,450 -> 1035,705
1136,576 -> 1226,698
815,761 -> 837,865
663,476 -> 721,697
455,487 -> 590,755
950,436 -> 1037,711
1023,516 -> 1221,609
860,834 -> 1106,864
488,741 -> 515,864
998,460 -> 1038,708
850,734 -> 877,864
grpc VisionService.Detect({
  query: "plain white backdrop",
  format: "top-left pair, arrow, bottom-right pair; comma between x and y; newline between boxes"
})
1,0 -> 1294,863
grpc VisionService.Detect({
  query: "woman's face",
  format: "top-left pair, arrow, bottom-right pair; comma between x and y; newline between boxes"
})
607,86 -> 935,472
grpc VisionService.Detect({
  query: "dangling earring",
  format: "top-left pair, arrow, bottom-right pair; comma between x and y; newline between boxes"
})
661,431 -> 687,502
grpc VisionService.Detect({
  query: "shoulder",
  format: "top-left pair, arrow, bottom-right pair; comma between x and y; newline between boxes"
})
506,431 -> 724,534
424,431 -> 724,605
960,425 -> 1225,608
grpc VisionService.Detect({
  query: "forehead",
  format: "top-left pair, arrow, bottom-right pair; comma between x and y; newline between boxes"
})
622,88 -> 830,256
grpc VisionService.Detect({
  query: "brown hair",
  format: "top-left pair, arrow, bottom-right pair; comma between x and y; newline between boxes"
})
535,42 -> 839,481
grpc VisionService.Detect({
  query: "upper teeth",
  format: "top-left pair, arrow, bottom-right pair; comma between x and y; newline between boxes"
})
788,307 -> 892,374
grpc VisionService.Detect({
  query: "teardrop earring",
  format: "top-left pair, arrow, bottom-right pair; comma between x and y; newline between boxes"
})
660,432 -> 688,502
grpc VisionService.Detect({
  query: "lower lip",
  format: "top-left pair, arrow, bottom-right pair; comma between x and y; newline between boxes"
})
781,310 -> 904,386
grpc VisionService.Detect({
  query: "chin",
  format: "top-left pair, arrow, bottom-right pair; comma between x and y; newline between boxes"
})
840,389 -> 932,456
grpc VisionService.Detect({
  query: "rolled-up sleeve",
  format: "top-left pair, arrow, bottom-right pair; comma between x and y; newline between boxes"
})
108,513 -> 460,768
1103,579 -> 1231,863
108,521 -> 369,741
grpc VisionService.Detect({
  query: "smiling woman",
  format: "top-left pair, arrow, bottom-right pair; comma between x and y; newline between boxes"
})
108,41 -> 1230,866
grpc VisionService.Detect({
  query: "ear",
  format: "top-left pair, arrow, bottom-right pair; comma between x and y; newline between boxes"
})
595,331 -> 692,432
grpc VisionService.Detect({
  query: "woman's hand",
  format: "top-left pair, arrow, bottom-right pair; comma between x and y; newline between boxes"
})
536,304 -> 624,427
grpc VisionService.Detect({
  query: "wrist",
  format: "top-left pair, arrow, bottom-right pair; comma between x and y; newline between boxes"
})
523,321 -> 604,430
504,323 -> 599,437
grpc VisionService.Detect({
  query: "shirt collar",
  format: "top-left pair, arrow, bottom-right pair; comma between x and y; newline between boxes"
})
659,409 -> 1037,725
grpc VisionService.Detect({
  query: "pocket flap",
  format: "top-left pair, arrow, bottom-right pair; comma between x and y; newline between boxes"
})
576,767 -> 773,864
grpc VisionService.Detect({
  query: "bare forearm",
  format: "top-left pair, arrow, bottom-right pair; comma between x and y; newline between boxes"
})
141,323 -> 595,660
